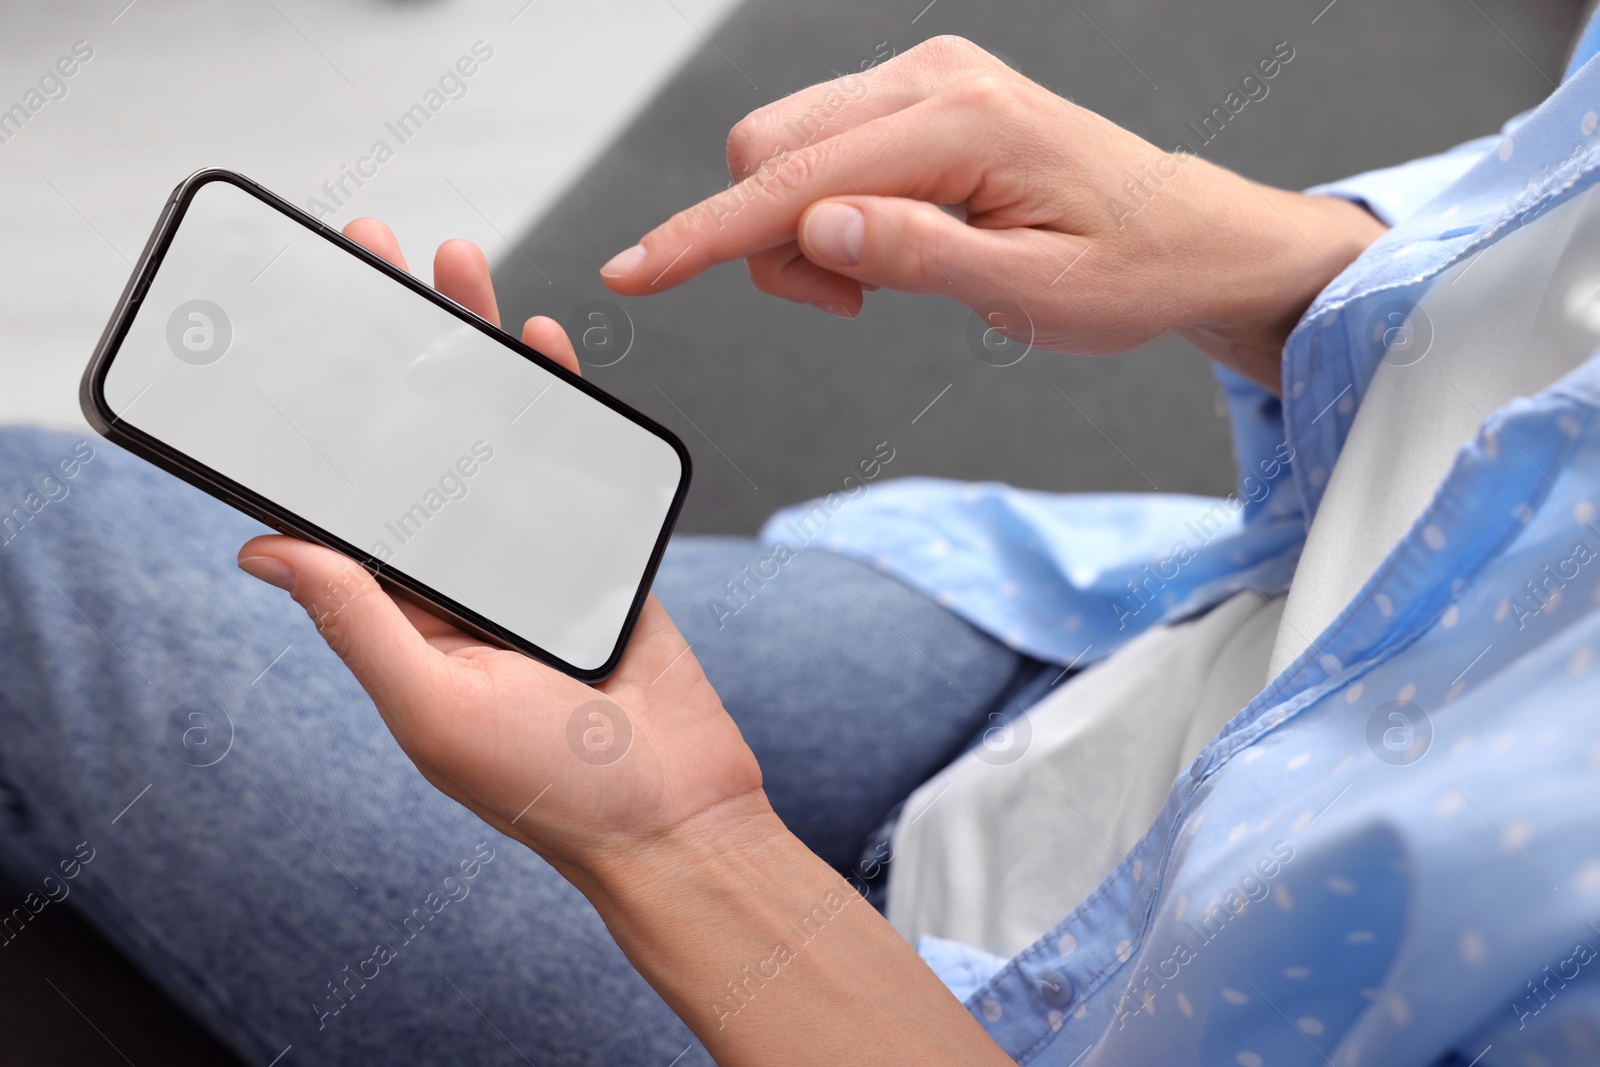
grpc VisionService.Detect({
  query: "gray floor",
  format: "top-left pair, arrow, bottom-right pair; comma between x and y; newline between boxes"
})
1,0 -> 1585,1063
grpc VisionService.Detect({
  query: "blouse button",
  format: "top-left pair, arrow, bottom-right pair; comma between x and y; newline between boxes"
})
1038,970 -> 1074,1008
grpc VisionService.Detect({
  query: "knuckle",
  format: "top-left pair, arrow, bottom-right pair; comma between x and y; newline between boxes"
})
728,106 -> 805,181
761,145 -> 819,200
912,34 -> 989,70
745,255 -> 786,296
951,72 -> 1016,114
897,206 -> 950,288
661,196 -> 723,242
915,34 -> 972,66
670,177 -> 761,238
725,115 -> 764,178
301,564 -> 376,651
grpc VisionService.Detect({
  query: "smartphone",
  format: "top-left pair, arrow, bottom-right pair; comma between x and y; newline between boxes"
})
80,169 -> 690,681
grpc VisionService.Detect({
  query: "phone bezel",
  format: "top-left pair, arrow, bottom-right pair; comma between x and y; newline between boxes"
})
78,168 -> 692,682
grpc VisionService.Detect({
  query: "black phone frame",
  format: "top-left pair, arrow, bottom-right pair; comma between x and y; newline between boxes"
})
79,168 -> 692,683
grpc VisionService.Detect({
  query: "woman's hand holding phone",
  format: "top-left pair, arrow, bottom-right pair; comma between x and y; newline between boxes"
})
236,219 -> 765,886
235,221 -> 1010,1067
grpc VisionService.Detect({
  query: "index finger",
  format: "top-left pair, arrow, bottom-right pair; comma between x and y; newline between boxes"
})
600,99 -> 976,295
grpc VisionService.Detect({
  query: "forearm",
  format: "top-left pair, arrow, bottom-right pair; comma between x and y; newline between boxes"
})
567,791 -> 1014,1066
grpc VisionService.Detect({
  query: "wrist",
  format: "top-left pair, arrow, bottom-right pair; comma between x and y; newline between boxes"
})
561,787 -> 1011,1065
569,792 -> 860,1041
1174,179 -> 1386,392
567,786 -> 788,907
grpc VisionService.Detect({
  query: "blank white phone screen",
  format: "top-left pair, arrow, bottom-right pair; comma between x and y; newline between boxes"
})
103,179 -> 685,673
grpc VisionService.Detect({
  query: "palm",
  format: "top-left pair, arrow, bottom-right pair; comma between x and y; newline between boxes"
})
240,219 -> 761,871
386,590 -> 760,866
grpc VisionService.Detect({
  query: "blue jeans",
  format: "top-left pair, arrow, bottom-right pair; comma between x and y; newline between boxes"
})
0,426 -> 1054,1065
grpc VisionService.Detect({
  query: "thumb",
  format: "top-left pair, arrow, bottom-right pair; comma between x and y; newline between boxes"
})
237,535 -> 442,713
797,195 -> 1056,302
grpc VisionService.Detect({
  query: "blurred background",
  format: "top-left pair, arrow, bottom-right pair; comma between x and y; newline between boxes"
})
0,0 -> 1586,1062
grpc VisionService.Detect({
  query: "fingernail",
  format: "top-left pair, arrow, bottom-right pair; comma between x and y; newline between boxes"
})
813,301 -> 853,318
238,555 -> 296,592
804,203 -> 865,266
600,244 -> 648,279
